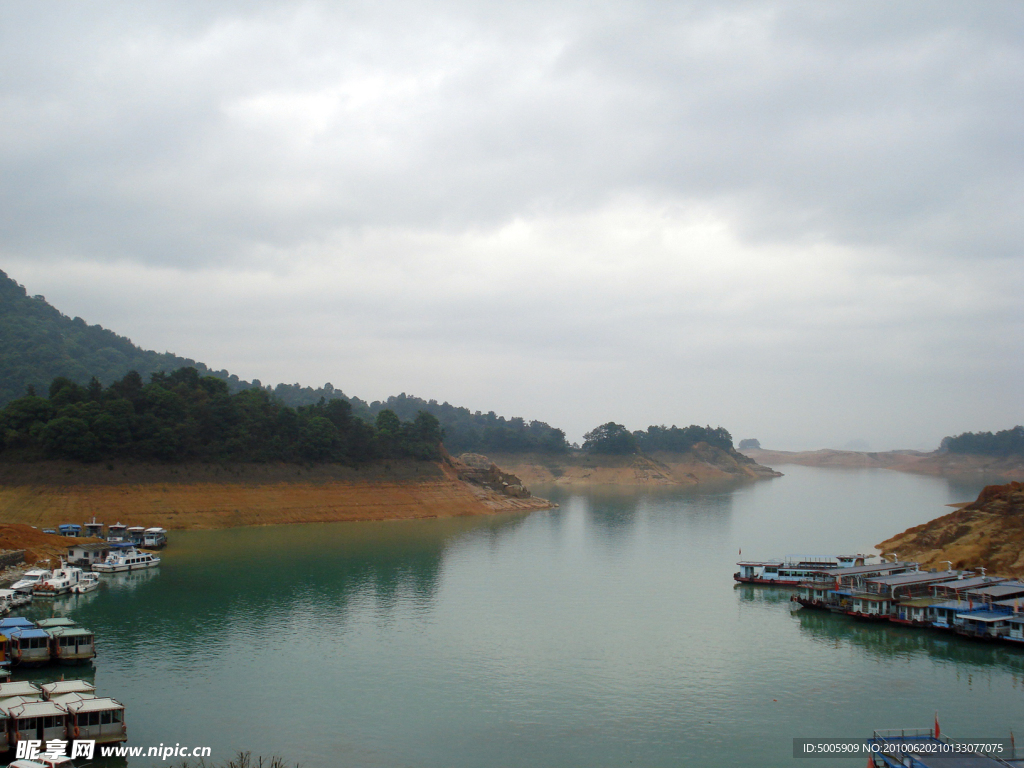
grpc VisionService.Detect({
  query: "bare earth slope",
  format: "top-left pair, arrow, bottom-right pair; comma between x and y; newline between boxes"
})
0,456 -> 552,531
490,443 -> 781,486
743,448 -> 1024,480
877,482 -> 1024,577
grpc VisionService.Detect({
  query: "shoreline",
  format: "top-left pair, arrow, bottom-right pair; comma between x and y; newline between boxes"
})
0,458 -> 554,531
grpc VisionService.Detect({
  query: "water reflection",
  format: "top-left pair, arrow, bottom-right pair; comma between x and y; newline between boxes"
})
794,607 -> 1024,673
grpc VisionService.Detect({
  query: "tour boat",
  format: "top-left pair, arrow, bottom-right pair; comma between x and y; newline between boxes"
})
65,696 -> 127,744
107,522 -> 128,542
126,526 -> 146,545
3,625 -> 52,667
83,518 -> 105,538
734,554 -> 874,585
0,589 -> 31,610
46,625 -> 96,665
92,548 -> 161,573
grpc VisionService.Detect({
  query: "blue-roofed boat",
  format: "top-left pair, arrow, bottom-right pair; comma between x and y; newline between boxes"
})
58,524 -> 81,537
2,625 -> 52,667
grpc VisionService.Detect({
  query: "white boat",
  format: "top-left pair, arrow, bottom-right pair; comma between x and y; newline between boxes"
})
10,569 -> 51,599
0,589 -> 29,611
73,573 -> 100,594
92,548 -> 160,573
32,564 -> 85,597
106,522 -> 128,542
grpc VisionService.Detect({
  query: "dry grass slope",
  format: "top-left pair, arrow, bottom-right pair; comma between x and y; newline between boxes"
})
877,481 -> 1024,577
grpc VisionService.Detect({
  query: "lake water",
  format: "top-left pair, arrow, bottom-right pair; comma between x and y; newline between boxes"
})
21,466 -> 1024,767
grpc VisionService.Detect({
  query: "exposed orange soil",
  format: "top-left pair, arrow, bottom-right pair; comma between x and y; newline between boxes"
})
489,445 -> 780,486
877,481 -> 1024,577
0,524 -> 99,566
0,459 -> 553,531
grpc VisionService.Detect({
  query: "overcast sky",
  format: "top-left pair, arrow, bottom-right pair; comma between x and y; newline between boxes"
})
2,1 -> 1022,450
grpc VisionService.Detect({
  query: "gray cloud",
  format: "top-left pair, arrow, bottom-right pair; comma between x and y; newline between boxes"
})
1,0 -> 1022,448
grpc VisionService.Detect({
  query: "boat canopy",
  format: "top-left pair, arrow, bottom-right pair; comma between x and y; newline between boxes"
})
0,682 -> 42,700
66,696 -> 123,715
41,680 -> 95,698
0,618 -> 36,629
49,692 -> 96,707
5,699 -> 65,718
36,617 -> 77,629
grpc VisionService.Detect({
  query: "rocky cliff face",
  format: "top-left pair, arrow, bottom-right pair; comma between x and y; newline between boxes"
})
877,481 -> 1024,577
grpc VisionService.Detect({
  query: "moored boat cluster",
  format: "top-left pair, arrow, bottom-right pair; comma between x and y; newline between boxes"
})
736,555 -> 1024,646
0,678 -> 127,752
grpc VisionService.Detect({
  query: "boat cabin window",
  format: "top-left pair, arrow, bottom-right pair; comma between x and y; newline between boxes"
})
19,716 -> 37,730
765,567 -> 778,574
112,709 -> 123,723
43,715 -> 63,728
100,711 -> 112,724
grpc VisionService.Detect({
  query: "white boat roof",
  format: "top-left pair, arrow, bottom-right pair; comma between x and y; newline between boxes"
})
126,526 -> 145,532
967,582 -> 1024,599
0,589 -> 16,598
41,680 -> 95,697
865,571 -> 965,587
956,611 -> 1011,622
66,696 -> 123,713
49,692 -> 96,707
932,576 -> 1007,591
0,681 -> 42,699
5,700 -> 66,718
144,527 -> 166,533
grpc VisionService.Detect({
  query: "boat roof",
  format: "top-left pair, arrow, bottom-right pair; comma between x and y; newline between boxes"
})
144,527 -> 166,533
41,680 -> 95,697
956,610 -> 1011,622
127,526 -> 145,532
833,562 -> 919,576
932,576 -> 1006,591
0,589 -> 17,598
66,696 -> 123,713
46,627 -> 94,638
865,571 -> 963,587
4,627 -> 50,639
0,618 -> 35,629
0,682 -> 42,699
67,542 -> 109,552
0,696 -> 39,713
896,596 -> 948,608
5,700 -> 66,718
36,617 -> 77,628
49,692 -> 96,707
966,582 -> 1024,599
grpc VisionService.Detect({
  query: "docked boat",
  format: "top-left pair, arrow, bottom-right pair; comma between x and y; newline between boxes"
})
143,527 -> 168,548
735,554 -> 874,586
2,624 -> 52,667
10,569 -> 52,599
0,589 -> 31,610
126,526 -> 146,545
57,524 -> 81,538
83,517 -> 105,538
92,547 -> 160,573
73,572 -> 100,593
32,564 -> 85,597
107,522 -> 128,542
46,625 -> 96,665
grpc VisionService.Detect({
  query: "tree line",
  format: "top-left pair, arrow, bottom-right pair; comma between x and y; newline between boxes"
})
582,422 -> 735,455
941,426 -> 1024,457
0,368 -> 442,464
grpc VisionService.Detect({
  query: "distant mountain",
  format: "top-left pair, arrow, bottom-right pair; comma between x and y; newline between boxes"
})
0,269 -> 248,405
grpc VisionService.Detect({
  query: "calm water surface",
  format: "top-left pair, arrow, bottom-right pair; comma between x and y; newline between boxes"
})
23,466 -> 1024,767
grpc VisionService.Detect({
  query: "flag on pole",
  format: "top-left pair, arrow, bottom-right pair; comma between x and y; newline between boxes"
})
934,712 -> 940,739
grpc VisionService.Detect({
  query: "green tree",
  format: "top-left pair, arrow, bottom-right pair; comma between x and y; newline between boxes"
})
583,423 -> 637,454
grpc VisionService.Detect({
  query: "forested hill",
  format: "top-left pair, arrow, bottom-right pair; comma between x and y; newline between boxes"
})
0,270 -> 568,455
0,269 -> 245,404
940,426 -> 1024,457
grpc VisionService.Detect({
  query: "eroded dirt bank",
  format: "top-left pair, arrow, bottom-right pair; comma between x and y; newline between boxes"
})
877,481 -> 1024,577
488,444 -> 781,486
0,457 -> 553,531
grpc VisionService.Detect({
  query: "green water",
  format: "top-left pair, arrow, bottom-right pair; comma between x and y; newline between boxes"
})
22,466 -> 1024,767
